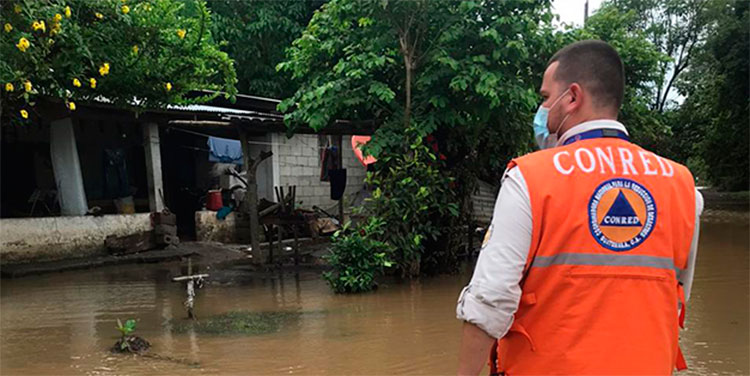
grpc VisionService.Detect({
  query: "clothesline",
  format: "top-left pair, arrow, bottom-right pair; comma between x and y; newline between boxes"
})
178,145 -> 339,170
168,126 -> 335,151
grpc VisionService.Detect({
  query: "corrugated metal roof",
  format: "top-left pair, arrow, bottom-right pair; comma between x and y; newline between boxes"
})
166,104 -> 255,115
166,104 -> 285,120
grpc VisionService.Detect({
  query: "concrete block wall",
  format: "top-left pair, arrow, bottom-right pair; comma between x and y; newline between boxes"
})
471,180 -> 499,225
274,134 -> 367,211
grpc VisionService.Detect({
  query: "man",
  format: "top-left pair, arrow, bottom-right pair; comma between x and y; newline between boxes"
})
456,40 -> 703,375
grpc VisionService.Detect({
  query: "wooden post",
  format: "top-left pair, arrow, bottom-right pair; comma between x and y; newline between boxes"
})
238,130 -> 271,264
186,257 -> 194,319
336,135 -> 344,223
293,225 -> 299,266
171,257 -> 209,320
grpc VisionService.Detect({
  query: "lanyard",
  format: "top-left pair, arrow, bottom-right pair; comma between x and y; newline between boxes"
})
562,129 -> 629,146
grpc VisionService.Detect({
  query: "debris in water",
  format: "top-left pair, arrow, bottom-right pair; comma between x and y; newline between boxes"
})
111,335 -> 151,354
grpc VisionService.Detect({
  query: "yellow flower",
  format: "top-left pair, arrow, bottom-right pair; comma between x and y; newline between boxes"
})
4,23 -> 12,33
95,12 -> 103,20
73,78 -> 81,87
177,29 -> 186,39
121,5 -> 130,14
54,13 -> 62,23
64,6 -> 72,18
5,83 -> 14,92
67,102 -> 76,111
89,78 -> 97,88
16,37 -> 30,52
24,80 -> 32,92
132,45 -> 139,54
32,21 -> 45,32
20,109 -> 28,119
50,23 -> 61,35
99,62 -> 110,76
14,4 -> 21,14
165,82 -> 172,91
31,20 -> 47,32
143,3 -> 152,11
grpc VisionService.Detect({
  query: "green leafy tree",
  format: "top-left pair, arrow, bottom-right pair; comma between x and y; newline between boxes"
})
676,0 -> 748,190
207,0 -> 324,98
601,0 -> 717,113
0,0 -> 237,121
576,4 -> 671,150
278,0 -> 557,279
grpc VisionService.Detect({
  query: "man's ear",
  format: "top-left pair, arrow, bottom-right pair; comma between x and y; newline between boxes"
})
567,83 -> 584,112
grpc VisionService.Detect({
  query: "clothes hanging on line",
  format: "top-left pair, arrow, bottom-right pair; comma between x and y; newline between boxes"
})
320,146 -> 340,181
207,136 -> 244,165
103,148 -> 130,199
329,168 -> 347,200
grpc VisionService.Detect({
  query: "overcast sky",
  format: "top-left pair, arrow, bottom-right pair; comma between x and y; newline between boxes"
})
552,0 -> 605,27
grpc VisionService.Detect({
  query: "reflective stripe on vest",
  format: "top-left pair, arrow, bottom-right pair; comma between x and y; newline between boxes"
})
531,252 -> 684,279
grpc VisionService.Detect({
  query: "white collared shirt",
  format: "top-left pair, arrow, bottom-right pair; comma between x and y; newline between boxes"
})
456,119 -> 703,339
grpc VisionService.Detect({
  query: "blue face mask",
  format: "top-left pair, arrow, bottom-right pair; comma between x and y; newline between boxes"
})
533,89 -> 570,149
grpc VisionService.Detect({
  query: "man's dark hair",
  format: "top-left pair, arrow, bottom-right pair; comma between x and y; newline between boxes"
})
548,40 -> 625,112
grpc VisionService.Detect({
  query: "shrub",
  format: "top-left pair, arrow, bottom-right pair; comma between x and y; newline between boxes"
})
322,217 -> 393,293
362,124 -> 460,277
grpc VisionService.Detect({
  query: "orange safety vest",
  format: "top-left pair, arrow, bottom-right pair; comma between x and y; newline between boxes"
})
492,133 -> 696,375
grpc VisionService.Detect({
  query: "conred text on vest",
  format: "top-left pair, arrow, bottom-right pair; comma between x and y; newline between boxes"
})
552,147 -> 674,176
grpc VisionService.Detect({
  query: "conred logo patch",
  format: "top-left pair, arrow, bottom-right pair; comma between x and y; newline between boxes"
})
588,178 -> 656,251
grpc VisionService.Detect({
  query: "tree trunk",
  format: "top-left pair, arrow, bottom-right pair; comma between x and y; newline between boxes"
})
399,31 -> 413,128
404,54 -> 412,127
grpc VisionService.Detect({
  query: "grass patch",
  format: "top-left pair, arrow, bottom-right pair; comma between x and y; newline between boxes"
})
172,311 -> 298,335
171,310 -> 331,336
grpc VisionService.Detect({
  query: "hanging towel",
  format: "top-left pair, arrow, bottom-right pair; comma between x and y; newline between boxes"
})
207,136 -> 243,165
329,168 -> 347,200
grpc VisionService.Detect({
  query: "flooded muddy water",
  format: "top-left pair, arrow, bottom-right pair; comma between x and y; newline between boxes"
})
1,221 -> 747,375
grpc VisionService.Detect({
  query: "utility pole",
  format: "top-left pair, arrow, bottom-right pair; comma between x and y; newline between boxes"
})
584,0 -> 589,25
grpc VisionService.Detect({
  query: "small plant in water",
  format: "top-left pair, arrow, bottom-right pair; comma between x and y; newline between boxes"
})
116,319 -> 136,350
112,318 -> 150,354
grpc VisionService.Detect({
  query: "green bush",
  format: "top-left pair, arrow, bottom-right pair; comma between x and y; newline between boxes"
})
322,217 -> 393,294
361,124 -> 460,277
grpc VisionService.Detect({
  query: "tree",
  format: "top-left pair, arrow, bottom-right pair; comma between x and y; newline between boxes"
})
602,0 -> 717,112
676,0 -> 748,191
278,0 -> 557,277
207,0 -> 324,98
577,4 -> 671,150
0,0 -> 237,121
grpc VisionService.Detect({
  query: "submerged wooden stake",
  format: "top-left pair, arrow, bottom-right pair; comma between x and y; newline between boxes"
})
171,257 -> 209,320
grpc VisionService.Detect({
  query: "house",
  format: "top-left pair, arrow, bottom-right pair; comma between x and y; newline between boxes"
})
0,93 -> 373,264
